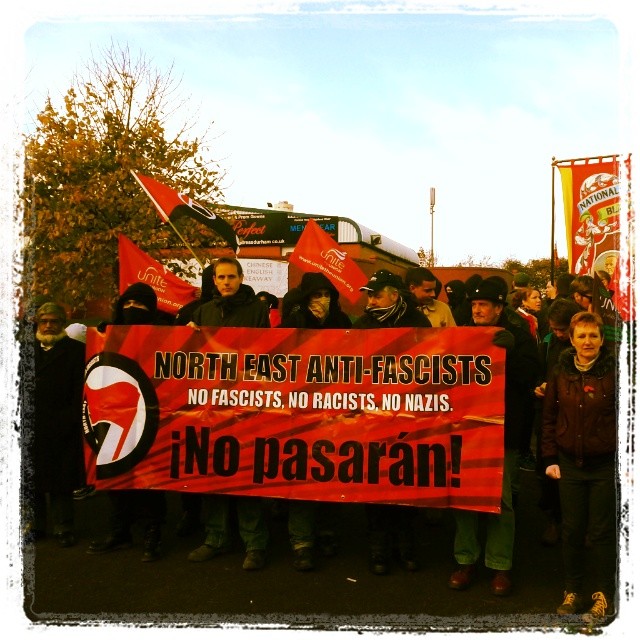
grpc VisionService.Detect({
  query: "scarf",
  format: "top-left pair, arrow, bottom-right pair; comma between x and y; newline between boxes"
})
365,298 -> 407,325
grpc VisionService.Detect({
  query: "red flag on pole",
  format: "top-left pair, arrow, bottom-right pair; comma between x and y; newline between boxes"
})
118,234 -> 198,316
131,171 -> 240,253
288,219 -> 368,304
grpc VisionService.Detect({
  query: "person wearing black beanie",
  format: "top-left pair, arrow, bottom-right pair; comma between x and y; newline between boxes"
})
88,283 -> 167,562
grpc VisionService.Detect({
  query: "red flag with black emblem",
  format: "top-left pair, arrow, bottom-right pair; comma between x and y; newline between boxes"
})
288,218 -> 368,304
132,171 -> 240,253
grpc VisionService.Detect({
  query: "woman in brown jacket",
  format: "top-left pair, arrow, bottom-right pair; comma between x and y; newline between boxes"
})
541,311 -> 617,625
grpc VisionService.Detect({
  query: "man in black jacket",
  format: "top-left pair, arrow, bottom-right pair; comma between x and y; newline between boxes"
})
187,257 -> 271,571
23,302 -> 86,548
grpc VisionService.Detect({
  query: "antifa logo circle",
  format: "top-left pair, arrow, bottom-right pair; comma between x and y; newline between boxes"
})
82,352 -> 159,479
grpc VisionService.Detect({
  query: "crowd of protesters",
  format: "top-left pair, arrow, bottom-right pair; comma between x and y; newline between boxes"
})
19,262 -> 620,627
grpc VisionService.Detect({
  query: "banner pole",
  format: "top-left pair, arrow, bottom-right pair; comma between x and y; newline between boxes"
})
165,218 -> 205,268
553,153 -> 619,166
551,157 -> 556,284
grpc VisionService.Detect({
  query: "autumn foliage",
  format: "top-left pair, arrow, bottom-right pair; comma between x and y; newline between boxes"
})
21,44 -> 227,317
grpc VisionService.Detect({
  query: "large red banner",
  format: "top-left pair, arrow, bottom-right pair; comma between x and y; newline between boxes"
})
557,154 -> 635,322
118,234 -> 198,315
82,326 -> 506,513
288,218 -> 369,304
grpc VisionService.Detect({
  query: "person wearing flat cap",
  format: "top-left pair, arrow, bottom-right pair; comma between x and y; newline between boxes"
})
353,269 -> 431,576
447,278 -> 540,597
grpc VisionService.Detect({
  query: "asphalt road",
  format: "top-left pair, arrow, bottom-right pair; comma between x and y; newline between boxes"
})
16,469 -> 632,637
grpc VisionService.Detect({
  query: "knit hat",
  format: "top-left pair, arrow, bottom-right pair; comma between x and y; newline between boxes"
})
360,269 -> 404,293
468,279 -> 507,305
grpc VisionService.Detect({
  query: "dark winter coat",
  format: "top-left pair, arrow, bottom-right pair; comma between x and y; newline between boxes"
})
466,312 -> 540,450
192,283 -> 270,328
541,347 -> 617,469
352,297 -> 431,329
279,273 -> 352,329
31,336 -> 86,493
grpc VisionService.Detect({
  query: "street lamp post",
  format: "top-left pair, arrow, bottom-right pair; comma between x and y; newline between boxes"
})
429,187 -> 436,267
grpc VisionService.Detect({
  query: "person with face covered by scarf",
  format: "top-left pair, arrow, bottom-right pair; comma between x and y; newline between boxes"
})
352,270 -> 431,575
280,272 -> 352,330
87,283 -> 168,562
21,302 -> 86,548
277,273 -> 352,571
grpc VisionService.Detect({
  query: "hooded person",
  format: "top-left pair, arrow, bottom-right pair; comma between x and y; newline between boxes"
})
276,273 -> 352,571
112,282 -> 158,326
88,283 -> 167,562
279,272 -> 351,329
444,279 -> 466,311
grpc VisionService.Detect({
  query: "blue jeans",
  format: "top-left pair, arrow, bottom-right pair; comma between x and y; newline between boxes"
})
451,448 -> 517,571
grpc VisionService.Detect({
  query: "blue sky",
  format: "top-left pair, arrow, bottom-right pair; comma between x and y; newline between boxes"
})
15,1 -> 636,266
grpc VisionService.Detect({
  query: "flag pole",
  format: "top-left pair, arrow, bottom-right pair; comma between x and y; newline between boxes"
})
550,157 -> 556,284
130,170 -> 204,268
429,187 -> 436,267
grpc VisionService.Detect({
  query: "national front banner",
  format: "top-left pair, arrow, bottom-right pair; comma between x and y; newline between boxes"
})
556,154 -> 634,322
82,325 -> 507,513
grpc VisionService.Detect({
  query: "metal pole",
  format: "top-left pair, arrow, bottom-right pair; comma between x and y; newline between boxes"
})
430,187 -> 436,267
551,157 -> 556,284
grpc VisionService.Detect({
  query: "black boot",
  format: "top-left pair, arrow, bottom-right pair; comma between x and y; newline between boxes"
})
87,530 -> 132,554
141,524 -> 161,562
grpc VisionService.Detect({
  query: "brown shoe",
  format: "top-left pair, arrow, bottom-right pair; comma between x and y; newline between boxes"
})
447,564 -> 475,590
490,570 -> 513,596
